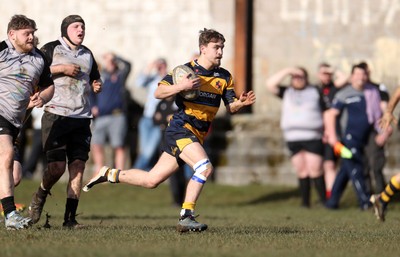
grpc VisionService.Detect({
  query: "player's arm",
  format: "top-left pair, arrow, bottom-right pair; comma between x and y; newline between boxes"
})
50,64 -> 81,77
29,84 -> 55,108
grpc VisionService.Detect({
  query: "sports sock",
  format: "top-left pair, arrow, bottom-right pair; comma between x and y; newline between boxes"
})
64,198 -> 79,222
1,196 -> 16,217
299,177 -> 311,207
107,168 -> 120,183
180,202 -> 195,217
380,176 -> 400,207
312,175 -> 326,203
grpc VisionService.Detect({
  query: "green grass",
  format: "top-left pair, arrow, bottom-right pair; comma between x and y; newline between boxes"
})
3,179 -> 400,257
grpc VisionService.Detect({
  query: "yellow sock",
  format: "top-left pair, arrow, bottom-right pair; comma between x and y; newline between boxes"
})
180,202 -> 196,217
182,202 -> 195,211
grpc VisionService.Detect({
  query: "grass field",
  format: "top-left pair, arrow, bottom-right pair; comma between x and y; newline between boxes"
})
2,179 -> 400,257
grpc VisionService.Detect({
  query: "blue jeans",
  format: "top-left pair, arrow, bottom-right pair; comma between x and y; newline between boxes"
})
133,117 -> 161,171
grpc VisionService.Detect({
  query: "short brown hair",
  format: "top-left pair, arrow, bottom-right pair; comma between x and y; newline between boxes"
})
199,28 -> 225,47
7,15 -> 37,33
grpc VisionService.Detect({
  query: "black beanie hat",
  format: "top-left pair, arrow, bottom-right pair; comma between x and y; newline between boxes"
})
61,15 -> 85,44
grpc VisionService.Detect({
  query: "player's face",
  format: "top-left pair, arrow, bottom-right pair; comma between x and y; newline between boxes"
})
203,40 -> 224,67
67,22 -> 85,45
9,28 -> 35,53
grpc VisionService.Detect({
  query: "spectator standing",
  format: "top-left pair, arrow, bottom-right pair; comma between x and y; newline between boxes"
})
358,61 -> 391,194
266,67 -> 327,207
133,58 -> 167,170
90,53 -> 131,172
316,62 -> 346,199
324,64 -> 390,210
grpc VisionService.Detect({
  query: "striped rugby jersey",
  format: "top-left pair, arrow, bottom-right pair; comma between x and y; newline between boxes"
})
40,37 -> 100,118
0,39 -> 53,128
159,60 -> 238,143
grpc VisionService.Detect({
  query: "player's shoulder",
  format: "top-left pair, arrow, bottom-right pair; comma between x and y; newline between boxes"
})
34,47 -> 47,60
80,44 -> 93,53
40,40 -> 61,53
42,39 -> 61,48
181,61 -> 196,71
213,66 -> 232,84
216,66 -> 231,76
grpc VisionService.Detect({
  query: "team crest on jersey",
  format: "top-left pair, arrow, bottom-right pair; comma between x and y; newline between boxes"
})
214,80 -> 222,90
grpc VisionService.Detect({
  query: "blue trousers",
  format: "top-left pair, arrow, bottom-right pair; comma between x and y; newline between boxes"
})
133,117 -> 162,171
326,146 -> 371,210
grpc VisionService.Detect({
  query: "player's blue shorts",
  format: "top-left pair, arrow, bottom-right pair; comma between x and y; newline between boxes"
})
162,120 -> 200,165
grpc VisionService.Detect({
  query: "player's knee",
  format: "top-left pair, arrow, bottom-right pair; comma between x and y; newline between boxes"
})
191,159 -> 213,184
46,149 -> 66,163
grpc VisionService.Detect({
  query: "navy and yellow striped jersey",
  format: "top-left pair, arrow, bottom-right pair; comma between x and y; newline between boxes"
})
159,60 -> 238,143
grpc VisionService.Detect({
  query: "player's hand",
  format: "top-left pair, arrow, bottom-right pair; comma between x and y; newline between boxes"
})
63,64 -> 81,77
29,92 -> 45,108
239,91 -> 256,106
180,74 -> 200,92
379,112 -> 397,131
92,80 -> 102,93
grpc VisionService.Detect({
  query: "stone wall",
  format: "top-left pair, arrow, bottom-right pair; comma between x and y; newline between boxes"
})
2,0 -> 400,185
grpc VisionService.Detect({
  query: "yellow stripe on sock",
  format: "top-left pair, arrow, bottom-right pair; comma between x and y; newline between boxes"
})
381,192 -> 390,202
182,202 -> 196,210
386,187 -> 394,196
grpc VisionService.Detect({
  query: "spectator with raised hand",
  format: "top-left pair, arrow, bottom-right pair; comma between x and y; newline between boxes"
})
266,66 -> 327,208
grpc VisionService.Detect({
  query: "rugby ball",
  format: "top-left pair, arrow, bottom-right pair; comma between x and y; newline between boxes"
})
172,65 -> 200,100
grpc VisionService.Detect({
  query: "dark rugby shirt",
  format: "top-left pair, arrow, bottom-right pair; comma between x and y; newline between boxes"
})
160,60 -> 237,143
0,39 -> 53,128
40,37 -> 100,118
